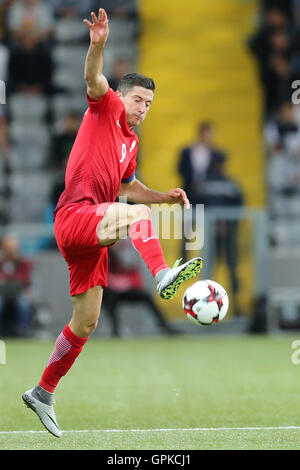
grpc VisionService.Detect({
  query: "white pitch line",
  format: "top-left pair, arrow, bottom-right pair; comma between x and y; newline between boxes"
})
1,426 -> 300,435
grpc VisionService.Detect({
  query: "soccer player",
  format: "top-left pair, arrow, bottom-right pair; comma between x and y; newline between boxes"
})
22,8 -> 202,437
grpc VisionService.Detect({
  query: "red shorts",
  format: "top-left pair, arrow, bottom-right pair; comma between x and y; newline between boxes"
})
54,202 -> 114,296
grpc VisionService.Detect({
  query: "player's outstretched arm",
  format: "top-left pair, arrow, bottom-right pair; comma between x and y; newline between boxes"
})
83,8 -> 109,100
119,179 -> 190,209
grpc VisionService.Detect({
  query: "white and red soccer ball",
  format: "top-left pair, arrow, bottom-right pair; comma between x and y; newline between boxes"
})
182,280 -> 229,326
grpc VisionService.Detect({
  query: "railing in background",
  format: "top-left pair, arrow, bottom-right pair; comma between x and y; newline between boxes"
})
0,208 -> 299,335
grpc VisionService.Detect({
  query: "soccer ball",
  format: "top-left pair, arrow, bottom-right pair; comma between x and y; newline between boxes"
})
182,280 -> 229,326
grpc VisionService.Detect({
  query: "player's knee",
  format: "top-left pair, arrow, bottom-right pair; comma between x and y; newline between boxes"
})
82,319 -> 98,337
129,204 -> 151,224
138,204 -> 151,219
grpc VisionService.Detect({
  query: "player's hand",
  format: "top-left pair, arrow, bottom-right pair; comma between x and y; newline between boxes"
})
165,188 -> 190,209
83,8 -> 109,46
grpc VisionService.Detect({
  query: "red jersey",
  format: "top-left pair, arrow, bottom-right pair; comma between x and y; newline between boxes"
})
54,88 -> 139,218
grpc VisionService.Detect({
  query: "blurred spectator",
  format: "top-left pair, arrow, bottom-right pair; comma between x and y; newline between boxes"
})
249,6 -> 290,64
256,6 -> 300,226
108,58 -> 130,91
8,25 -> 53,95
202,157 -> 244,317
277,141 -> 300,193
0,234 -> 34,336
249,4 -> 295,115
264,101 -> 300,151
267,142 -> 293,194
0,1 -> 14,37
103,240 -> 180,337
51,112 -> 80,170
178,122 -> 226,206
261,52 -> 296,115
269,27 -> 291,55
7,0 -> 54,43
293,0 -> 300,25
48,0 -> 94,19
202,157 -> 243,208
178,122 -> 226,263
262,0 -> 293,22
0,117 -> 10,161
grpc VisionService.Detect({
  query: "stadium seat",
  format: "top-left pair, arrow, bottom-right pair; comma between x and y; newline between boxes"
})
9,172 -> 53,222
270,195 -> 300,218
53,45 -> 87,71
31,250 -> 73,336
54,18 -> 88,43
9,94 -> 48,123
53,68 -> 85,92
270,219 -> 300,246
10,122 -> 50,146
108,18 -> 137,45
267,288 -> 300,331
10,147 -> 47,172
288,196 -> 300,216
284,133 -> 300,155
267,250 -> 300,330
51,94 -> 86,118
9,122 -> 50,171
103,45 -> 136,77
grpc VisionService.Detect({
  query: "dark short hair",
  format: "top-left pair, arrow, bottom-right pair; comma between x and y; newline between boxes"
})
117,73 -> 155,95
199,121 -> 213,135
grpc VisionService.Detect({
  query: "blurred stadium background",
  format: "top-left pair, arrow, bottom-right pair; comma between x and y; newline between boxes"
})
0,0 -> 299,339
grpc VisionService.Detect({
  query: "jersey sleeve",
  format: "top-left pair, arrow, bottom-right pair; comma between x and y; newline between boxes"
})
122,155 -> 137,183
86,88 -> 121,114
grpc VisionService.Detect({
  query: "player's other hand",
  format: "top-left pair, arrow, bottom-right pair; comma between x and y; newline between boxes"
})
165,188 -> 190,209
83,8 -> 109,46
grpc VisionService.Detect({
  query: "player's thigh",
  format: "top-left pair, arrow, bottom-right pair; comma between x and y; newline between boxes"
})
97,202 -> 150,246
69,285 -> 103,337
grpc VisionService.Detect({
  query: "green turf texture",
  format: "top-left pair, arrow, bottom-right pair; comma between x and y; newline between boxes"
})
1,334 -> 300,450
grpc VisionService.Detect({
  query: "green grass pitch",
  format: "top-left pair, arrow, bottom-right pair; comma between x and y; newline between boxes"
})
1,333 -> 300,450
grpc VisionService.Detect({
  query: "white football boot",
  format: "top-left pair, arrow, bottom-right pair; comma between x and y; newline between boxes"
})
157,257 -> 203,300
22,388 -> 62,438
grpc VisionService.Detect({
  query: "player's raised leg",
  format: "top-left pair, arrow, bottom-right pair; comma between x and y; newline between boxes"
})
22,286 -> 103,438
97,202 -> 202,299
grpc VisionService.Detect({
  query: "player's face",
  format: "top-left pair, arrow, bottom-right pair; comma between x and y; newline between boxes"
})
118,86 -> 154,127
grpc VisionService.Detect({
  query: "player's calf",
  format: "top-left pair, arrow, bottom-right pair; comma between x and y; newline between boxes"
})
69,285 -> 103,337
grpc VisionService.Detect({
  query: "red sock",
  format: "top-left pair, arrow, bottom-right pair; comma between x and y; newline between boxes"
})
129,218 -> 168,278
39,324 -> 88,393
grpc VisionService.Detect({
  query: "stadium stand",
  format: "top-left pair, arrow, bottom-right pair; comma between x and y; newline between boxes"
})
249,1 -> 300,248
1,0 -> 138,229
0,0 -> 139,336
249,0 -> 300,328
5,0 -> 298,334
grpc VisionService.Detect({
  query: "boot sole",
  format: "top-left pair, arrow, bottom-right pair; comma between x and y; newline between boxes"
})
160,258 -> 203,299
